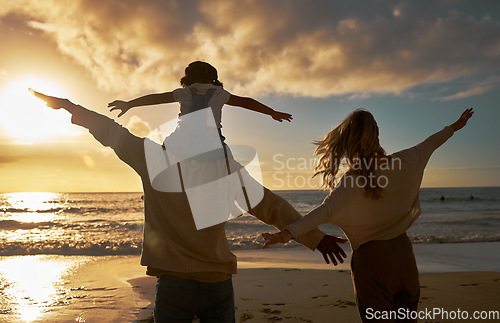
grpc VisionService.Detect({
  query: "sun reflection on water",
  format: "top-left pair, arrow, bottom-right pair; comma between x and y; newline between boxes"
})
2,192 -> 61,212
1,192 -> 65,223
0,255 -> 90,322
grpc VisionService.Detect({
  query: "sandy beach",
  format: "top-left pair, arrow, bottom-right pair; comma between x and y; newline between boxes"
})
1,242 -> 489,322
2,190 -> 498,322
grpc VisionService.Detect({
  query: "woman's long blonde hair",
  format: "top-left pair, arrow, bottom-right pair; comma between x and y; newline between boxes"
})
313,109 -> 386,199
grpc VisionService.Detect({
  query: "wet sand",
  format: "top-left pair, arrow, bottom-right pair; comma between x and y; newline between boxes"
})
0,243 -> 499,322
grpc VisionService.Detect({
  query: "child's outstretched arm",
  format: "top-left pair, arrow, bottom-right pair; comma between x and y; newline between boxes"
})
108,92 -> 175,117
226,95 -> 292,122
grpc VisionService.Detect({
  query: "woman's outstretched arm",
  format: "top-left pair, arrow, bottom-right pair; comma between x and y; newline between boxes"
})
449,108 -> 474,132
413,108 -> 474,165
108,92 -> 175,117
226,95 -> 292,122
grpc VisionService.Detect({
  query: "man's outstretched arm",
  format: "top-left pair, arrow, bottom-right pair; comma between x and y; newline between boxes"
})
30,89 -> 147,175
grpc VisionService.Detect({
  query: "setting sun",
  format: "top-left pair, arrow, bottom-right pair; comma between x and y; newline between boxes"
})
0,77 -> 81,143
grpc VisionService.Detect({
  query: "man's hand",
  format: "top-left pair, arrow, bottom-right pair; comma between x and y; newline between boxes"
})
450,108 -> 474,132
29,88 -> 76,110
262,230 -> 293,248
316,234 -> 348,266
271,111 -> 293,122
108,100 -> 132,117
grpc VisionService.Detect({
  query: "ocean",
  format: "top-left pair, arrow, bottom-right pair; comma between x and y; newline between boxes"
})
0,188 -> 499,321
0,187 -> 499,256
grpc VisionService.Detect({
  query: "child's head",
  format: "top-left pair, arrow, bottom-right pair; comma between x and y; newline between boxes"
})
313,109 -> 386,198
180,61 -> 223,87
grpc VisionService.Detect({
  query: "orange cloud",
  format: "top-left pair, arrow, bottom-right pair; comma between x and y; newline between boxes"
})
125,115 -> 152,137
1,0 -> 499,98
435,77 -> 500,101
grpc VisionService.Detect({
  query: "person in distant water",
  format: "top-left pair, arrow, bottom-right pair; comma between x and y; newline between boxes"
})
440,195 -> 445,201
30,80 -> 347,323
262,108 -> 474,322
470,194 -> 474,200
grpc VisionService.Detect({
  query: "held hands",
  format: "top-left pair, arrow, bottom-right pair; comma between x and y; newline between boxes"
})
29,88 -> 76,110
262,230 -> 293,248
262,231 -> 348,266
271,111 -> 293,122
108,100 -> 132,117
450,108 -> 474,132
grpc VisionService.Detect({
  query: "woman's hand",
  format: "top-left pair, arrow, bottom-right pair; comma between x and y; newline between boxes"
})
450,108 -> 474,132
262,230 -> 293,248
315,234 -> 348,266
29,88 -> 77,111
271,111 -> 293,122
108,100 -> 132,117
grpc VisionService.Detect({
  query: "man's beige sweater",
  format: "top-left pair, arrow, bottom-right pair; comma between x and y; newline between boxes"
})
70,105 -> 324,274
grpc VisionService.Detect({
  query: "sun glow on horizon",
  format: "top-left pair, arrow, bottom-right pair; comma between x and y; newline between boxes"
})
0,77 -> 82,143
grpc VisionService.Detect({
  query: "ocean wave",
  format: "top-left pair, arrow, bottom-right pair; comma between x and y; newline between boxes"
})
0,220 -> 62,230
409,233 -> 500,244
0,206 -> 144,215
433,217 -> 500,226
0,220 -> 143,232
0,189 -> 498,256
0,233 -> 498,256
0,241 -> 142,256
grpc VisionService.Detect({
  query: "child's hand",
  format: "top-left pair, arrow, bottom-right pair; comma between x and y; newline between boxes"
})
108,100 -> 132,117
271,111 -> 293,122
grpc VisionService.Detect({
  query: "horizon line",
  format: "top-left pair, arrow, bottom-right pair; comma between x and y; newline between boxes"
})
1,186 -> 499,194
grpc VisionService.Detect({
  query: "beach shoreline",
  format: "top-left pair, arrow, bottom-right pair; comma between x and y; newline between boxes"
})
125,240 -> 500,323
0,242 -> 499,322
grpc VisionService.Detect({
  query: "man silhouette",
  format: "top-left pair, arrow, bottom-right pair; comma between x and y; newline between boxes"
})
31,90 -> 347,323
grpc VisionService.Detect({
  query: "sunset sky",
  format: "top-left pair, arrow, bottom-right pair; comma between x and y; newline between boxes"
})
0,0 -> 499,192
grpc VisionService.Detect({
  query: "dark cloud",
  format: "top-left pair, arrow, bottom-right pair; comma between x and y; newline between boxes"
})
1,0 -> 499,98
435,76 -> 500,101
